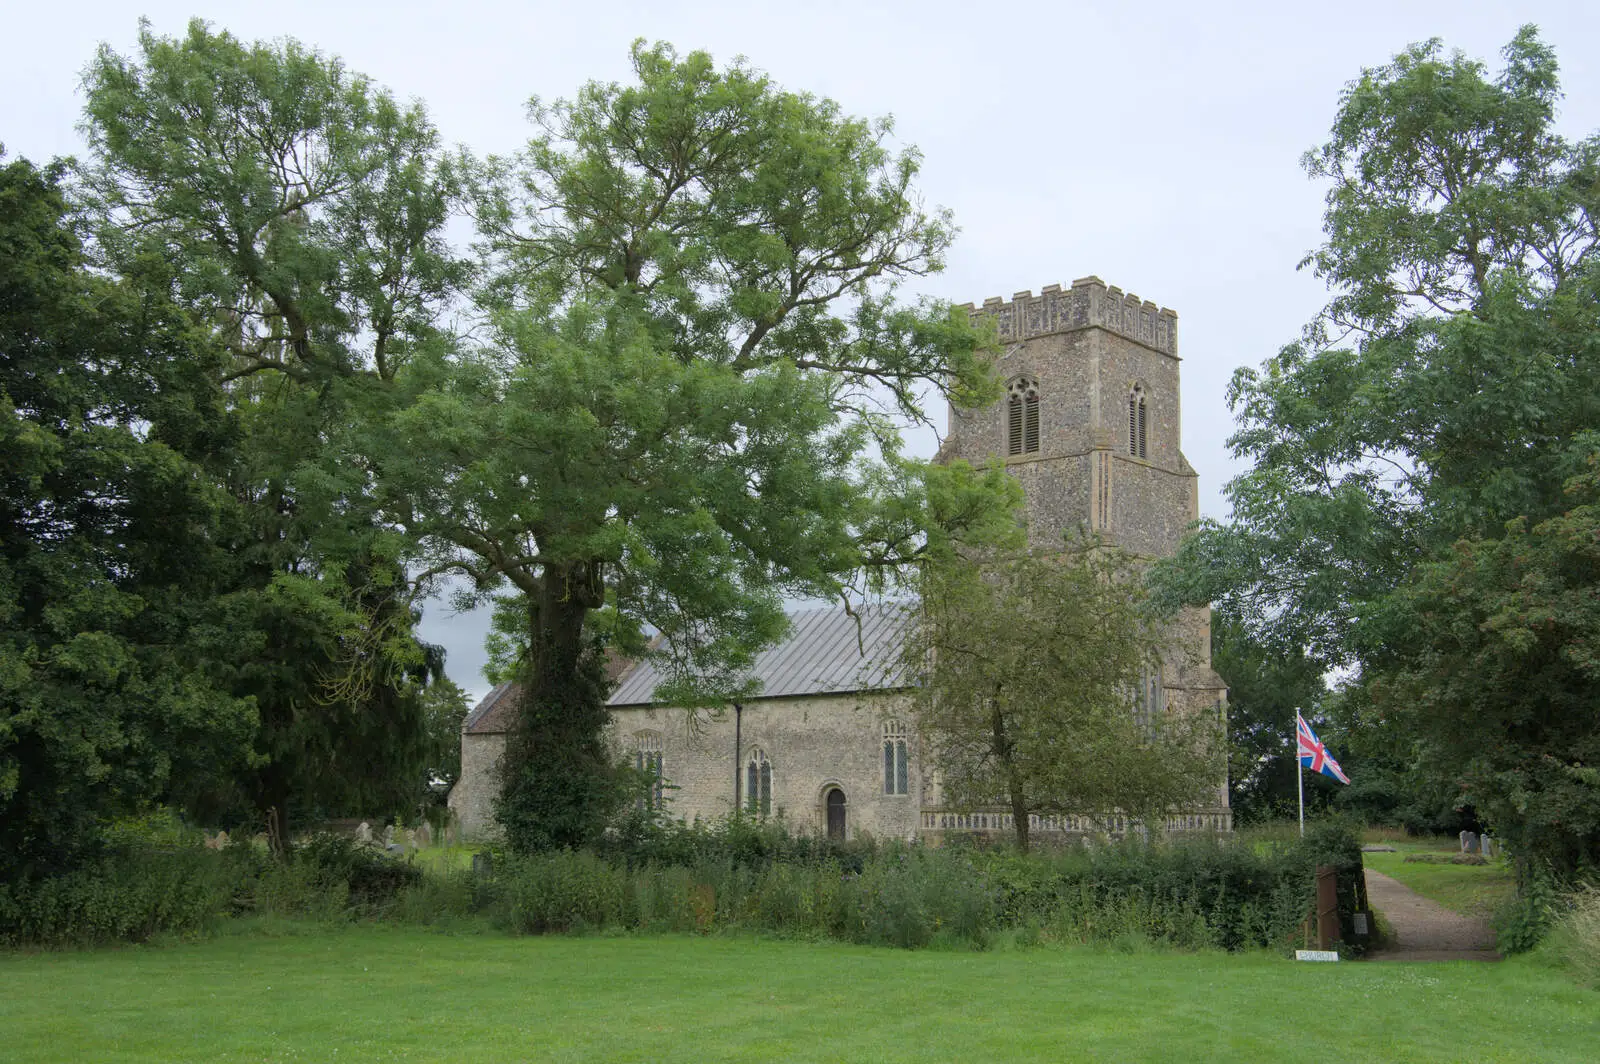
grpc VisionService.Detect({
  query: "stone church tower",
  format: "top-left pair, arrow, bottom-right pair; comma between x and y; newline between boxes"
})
943,277 -> 1230,815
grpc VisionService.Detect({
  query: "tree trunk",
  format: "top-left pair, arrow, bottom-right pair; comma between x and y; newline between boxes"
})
990,694 -> 1029,853
258,769 -> 292,859
1009,780 -> 1031,855
496,559 -> 616,851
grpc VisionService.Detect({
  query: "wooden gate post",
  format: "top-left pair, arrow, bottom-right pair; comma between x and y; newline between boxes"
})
1315,864 -> 1339,950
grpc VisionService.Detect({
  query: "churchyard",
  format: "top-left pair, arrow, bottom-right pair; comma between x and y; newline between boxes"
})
3,928 -> 1595,1062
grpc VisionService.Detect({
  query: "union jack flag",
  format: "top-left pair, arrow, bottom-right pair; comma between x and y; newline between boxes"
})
1296,713 -> 1351,784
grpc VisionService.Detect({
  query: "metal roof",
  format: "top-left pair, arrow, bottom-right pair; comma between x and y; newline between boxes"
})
607,603 -> 912,707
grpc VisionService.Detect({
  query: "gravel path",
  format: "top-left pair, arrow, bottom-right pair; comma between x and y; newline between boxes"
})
1364,868 -> 1499,962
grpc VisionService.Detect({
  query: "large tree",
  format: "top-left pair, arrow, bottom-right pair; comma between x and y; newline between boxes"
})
0,154 -> 255,875
906,543 -> 1223,852
78,20 -> 466,850
1156,27 -> 1600,876
372,43 -> 1018,850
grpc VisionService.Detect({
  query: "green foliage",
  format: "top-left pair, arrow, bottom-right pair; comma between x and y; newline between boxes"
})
494,645 -> 629,853
75,20 -> 470,847
1380,466 -> 1600,878
907,542 -> 1222,851
1209,611 -> 1329,823
1154,27 -> 1600,885
0,154 -> 257,876
392,818 -> 1363,955
0,848 -> 244,947
371,41 -> 1020,850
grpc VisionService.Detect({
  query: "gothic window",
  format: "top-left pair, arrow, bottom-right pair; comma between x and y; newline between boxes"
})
634,731 -> 664,810
746,747 -> 772,816
1007,377 -> 1040,456
1128,386 -> 1147,458
1133,668 -> 1163,738
882,720 -> 909,796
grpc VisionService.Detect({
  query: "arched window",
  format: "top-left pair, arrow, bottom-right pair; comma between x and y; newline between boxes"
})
746,747 -> 772,816
1007,377 -> 1040,456
1128,385 -> 1147,458
882,720 -> 909,795
634,731 -> 664,810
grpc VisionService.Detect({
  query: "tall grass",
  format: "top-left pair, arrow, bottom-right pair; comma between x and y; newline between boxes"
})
1544,885 -> 1600,986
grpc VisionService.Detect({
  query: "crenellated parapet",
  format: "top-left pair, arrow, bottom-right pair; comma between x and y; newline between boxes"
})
959,276 -> 1179,355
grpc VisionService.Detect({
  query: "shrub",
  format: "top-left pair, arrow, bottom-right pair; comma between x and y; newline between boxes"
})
494,851 -> 628,933
0,846 -> 252,946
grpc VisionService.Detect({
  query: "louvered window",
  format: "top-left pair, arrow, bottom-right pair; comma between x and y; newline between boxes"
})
1007,377 -> 1040,456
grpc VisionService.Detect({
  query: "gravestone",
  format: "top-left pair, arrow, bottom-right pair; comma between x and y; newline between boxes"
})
1480,835 -> 1493,859
472,851 -> 494,878
355,821 -> 373,845
1459,830 -> 1478,854
443,817 -> 459,847
414,821 -> 432,848
382,824 -> 395,847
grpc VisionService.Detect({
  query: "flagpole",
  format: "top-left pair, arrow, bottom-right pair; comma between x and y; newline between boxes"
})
1296,713 -> 1305,838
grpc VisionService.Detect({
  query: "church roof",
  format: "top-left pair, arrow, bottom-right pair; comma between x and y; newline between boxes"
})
608,602 -> 912,707
463,604 -> 912,733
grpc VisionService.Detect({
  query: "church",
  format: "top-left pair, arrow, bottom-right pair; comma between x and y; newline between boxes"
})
448,276 -> 1231,841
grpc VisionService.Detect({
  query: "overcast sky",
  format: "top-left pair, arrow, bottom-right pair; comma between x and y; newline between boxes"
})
7,1 -> 1599,703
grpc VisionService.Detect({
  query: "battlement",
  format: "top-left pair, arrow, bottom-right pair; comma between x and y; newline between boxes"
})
958,276 -> 1178,355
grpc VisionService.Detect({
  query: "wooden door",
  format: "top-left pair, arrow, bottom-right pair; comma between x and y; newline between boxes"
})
826,788 -> 846,840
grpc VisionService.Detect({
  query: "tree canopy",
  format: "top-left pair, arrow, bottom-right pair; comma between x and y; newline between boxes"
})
70,20 -> 468,851
0,154 -> 256,875
364,41 -> 1019,849
908,543 -> 1223,852
1156,26 -> 1600,877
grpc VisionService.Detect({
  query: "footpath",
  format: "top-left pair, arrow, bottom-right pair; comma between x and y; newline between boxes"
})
1363,868 -> 1500,962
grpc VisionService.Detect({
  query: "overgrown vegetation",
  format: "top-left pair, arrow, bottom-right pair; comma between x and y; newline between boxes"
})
1543,885 -> 1600,988
0,816 -> 1364,955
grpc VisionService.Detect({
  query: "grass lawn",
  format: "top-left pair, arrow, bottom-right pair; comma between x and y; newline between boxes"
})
1361,836 -> 1517,919
2,928 -> 1593,1063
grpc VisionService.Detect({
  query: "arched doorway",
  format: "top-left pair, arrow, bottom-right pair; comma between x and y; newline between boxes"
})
825,787 -> 847,840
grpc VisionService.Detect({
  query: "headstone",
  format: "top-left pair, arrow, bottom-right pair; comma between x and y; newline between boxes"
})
204,830 -> 228,850
443,818 -> 460,847
1459,830 -> 1478,853
382,824 -> 395,847
472,851 -> 494,878
1480,835 -> 1493,859
413,821 -> 432,848
355,821 -> 373,845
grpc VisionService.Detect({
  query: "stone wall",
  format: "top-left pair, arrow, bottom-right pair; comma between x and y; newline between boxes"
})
449,731 -> 506,841
612,691 -> 922,840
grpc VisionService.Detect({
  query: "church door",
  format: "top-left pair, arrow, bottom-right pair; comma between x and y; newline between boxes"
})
826,788 -> 846,840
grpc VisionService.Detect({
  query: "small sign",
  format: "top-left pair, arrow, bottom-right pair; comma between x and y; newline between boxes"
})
1352,913 -> 1369,935
1295,950 -> 1340,962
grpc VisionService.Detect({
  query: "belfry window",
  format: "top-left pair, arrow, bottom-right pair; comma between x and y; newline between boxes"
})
1007,377 -> 1040,456
882,720 -> 909,796
1128,386 -> 1147,458
746,747 -> 772,816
